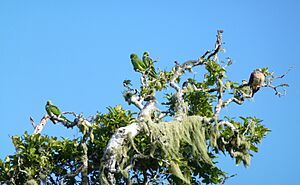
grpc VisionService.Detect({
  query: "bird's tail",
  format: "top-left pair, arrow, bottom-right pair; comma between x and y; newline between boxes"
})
60,115 -> 72,124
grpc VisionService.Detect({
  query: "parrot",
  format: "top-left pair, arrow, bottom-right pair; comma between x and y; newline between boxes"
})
45,100 -> 71,124
130,53 -> 147,73
248,69 -> 265,97
142,51 -> 157,78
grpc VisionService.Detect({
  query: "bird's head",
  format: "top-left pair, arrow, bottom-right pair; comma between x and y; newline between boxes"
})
255,68 -> 270,77
255,68 -> 262,72
46,100 -> 52,105
143,51 -> 150,57
130,53 -> 138,59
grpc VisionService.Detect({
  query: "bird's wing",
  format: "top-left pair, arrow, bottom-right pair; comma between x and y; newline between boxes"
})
248,72 -> 255,86
131,56 -> 144,72
49,105 -> 61,116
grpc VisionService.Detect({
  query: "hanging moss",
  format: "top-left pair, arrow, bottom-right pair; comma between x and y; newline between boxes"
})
105,115 -> 267,184
104,116 -> 213,184
135,116 -> 212,183
144,116 -> 211,163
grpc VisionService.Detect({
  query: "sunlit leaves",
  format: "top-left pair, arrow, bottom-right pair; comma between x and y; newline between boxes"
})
211,116 -> 271,167
0,133 -> 82,184
204,60 -> 226,86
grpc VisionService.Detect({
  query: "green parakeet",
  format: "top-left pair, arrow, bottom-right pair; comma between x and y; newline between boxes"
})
45,100 -> 71,124
142,51 -> 157,78
142,51 -> 152,66
130,54 -> 147,73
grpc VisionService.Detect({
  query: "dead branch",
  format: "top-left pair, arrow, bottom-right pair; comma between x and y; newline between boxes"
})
30,115 -> 49,135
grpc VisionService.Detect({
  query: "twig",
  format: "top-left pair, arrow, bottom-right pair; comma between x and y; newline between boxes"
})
219,174 -> 236,185
17,156 -> 29,176
222,97 -> 245,106
60,165 -> 84,184
207,30 -> 224,60
182,81 -> 218,93
264,67 -> 292,97
29,117 -> 36,128
274,66 -> 293,80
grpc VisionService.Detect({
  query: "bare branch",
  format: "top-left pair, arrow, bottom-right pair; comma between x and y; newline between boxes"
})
17,156 -> 29,177
207,30 -> 224,60
265,84 -> 287,97
214,79 -> 224,119
62,111 -> 77,117
60,165 -> 84,184
219,174 -> 236,185
52,112 -> 78,128
216,120 -> 238,133
80,143 -> 89,184
30,115 -> 50,135
274,66 -> 293,80
222,97 -> 245,106
264,67 -> 292,97
124,92 -> 144,110
180,33 -> 226,68
29,117 -> 36,128
138,99 -> 157,121
169,62 -> 188,120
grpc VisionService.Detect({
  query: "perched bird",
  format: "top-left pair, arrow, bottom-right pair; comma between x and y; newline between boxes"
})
130,54 -> 147,73
142,52 -> 157,78
45,100 -> 71,124
248,69 -> 265,97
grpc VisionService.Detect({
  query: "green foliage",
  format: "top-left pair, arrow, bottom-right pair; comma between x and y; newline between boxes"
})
90,105 -> 134,156
185,91 -> 215,117
88,105 -> 135,184
210,117 -> 270,167
0,132 -> 82,184
0,105 -> 135,184
164,78 -> 215,117
204,60 -> 226,86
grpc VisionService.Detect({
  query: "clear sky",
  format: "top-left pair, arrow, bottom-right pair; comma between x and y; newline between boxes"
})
0,1 -> 299,184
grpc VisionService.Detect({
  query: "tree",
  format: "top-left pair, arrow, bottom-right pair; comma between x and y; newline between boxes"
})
0,30 -> 290,185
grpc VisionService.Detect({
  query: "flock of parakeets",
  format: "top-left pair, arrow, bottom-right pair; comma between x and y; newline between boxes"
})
44,57 -> 266,124
130,52 -> 157,78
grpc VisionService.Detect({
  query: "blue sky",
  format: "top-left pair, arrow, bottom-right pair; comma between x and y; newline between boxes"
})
0,1 -> 299,184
